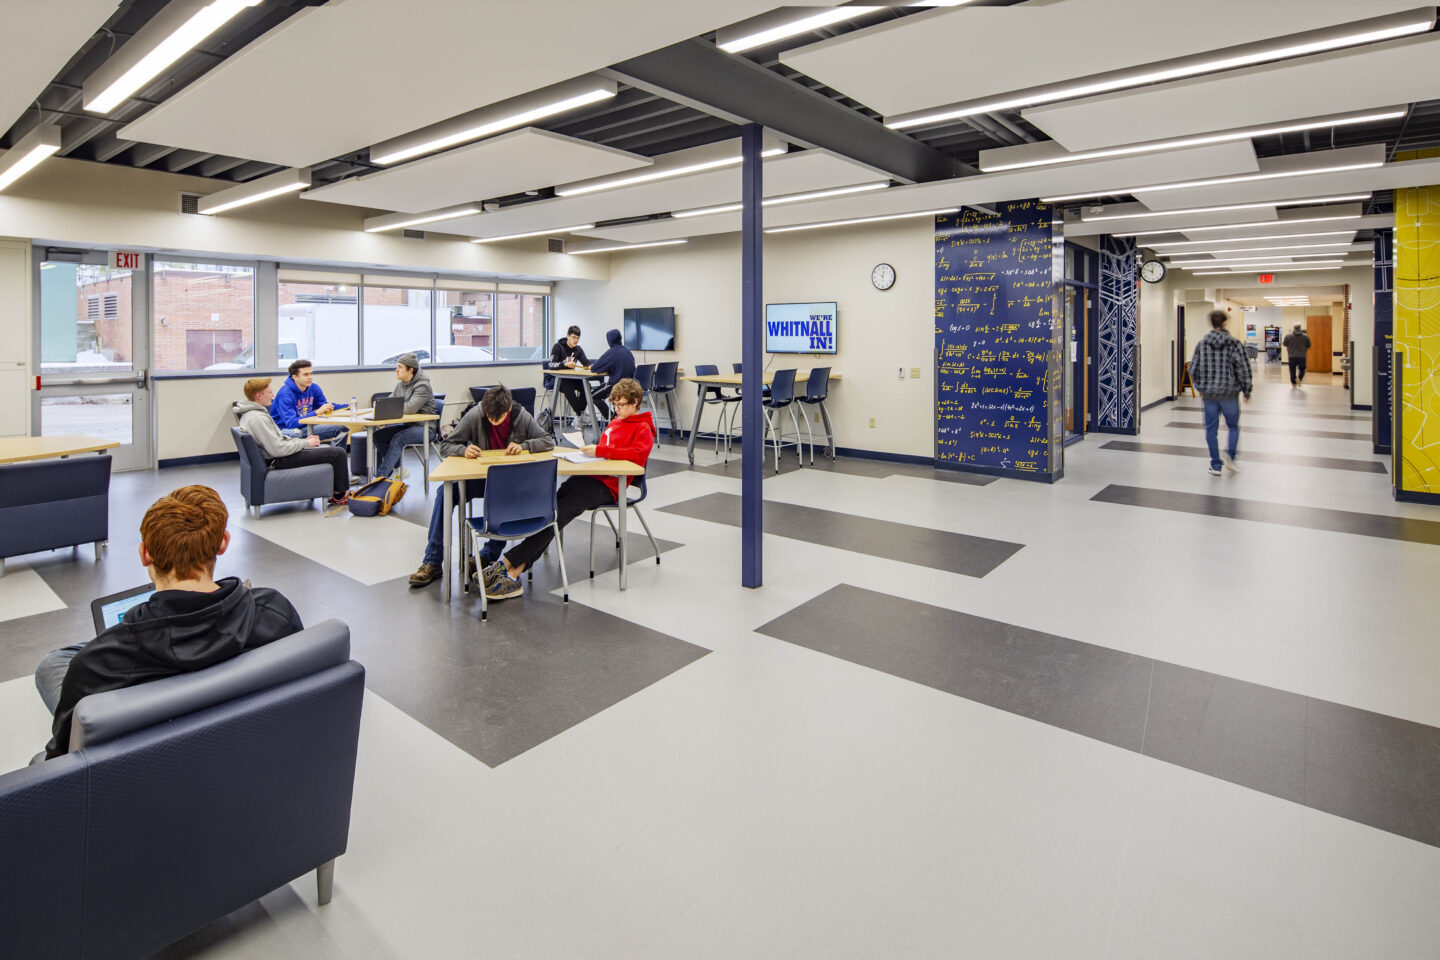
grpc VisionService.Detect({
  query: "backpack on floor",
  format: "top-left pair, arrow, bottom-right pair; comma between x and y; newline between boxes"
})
348,476 -> 406,517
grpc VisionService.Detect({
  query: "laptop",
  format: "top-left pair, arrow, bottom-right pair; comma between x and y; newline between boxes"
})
363,396 -> 405,421
90,584 -> 155,634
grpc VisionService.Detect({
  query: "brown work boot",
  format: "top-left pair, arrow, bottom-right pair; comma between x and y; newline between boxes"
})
408,563 -> 442,587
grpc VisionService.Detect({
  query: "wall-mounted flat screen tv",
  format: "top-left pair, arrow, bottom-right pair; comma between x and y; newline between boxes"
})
765,302 -> 837,354
623,307 -> 676,351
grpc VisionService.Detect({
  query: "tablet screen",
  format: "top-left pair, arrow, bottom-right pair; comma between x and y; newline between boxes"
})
98,590 -> 154,630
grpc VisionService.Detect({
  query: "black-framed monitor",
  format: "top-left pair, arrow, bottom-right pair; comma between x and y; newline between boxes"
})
623,307 -> 676,351
765,302 -> 837,354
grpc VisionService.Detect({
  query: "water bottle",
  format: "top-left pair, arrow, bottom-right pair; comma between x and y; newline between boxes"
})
350,395 -> 357,416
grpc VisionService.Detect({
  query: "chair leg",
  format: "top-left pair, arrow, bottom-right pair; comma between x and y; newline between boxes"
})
800,405 -> 816,465
589,510 -> 598,578
634,506 -> 660,563
93,541 -> 106,562
554,521 -> 570,603
316,859 -> 335,905
788,406 -> 804,465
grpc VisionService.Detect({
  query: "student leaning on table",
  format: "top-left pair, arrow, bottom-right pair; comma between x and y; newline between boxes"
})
408,384 -> 554,588
483,377 -> 652,602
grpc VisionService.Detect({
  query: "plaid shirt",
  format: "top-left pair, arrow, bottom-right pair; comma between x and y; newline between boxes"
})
1189,329 -> 1252,399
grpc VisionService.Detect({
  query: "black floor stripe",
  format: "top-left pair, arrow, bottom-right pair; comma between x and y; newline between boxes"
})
658,491 -> 1021,577
1164,421 -> 1368,441
1091,484 -> 1440,546
1099,440 -> 1387,474
758,585 -> 1440,848
692,454 -> 996,485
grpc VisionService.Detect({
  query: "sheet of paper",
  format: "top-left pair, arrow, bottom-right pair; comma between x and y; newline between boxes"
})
562,431 -> 585,448
556,450 -> 602,463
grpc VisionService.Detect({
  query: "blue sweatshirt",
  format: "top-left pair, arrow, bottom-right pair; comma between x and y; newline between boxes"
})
270,377 -> 333,429
590,328 -> 636,384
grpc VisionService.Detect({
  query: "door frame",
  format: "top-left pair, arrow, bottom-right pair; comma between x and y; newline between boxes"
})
31,247 -> 155,471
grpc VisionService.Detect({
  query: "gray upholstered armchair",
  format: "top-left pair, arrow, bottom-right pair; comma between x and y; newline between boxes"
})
231,427 -> 332,516
0,619 -> 365,960
0,454 -> 110,577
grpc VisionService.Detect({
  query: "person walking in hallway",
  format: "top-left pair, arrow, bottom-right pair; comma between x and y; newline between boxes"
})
1189,310 -> 1252,476
1283,323 -> 1311,387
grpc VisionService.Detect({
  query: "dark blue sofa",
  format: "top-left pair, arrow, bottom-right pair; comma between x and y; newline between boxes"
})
0,454 -> 110,577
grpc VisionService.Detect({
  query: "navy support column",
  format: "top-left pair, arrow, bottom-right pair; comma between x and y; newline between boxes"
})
741,124 -> 764,588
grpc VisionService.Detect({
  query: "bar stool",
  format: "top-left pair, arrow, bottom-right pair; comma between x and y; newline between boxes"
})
796,367 -> 833,465
649,361 -> 680,439
693,364 -> 741,458
634,364 -> 656,445
762,369 -> 802,474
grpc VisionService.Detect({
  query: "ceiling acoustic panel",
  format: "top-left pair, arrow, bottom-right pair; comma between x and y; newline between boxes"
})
778,0 -> 1427,120
300,129 -> 650,213
117,0 -> 809,167
1127,144 -> 1386,210
0,0 -> 120,132
1024,32 -> 1440,152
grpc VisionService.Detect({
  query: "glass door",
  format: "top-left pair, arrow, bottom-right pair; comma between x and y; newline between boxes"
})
33,250 -> 153,471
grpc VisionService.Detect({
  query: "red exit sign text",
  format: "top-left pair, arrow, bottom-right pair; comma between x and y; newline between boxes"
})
1257,274 -> 1275,284
110,251 -> 142,270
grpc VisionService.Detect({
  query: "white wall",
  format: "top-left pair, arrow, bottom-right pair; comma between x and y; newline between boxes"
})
553,217 -> 937,458
1137,254 -> 1180,406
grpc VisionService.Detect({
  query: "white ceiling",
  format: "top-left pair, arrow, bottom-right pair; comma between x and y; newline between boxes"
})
116,0 -> 807,167
1178,211 -> 1391,241
300,129 -> 650,214
1023,32 -> 1440,152
1127,144 -> 1385,210
1133,150 -> 1440,211
440,149 -> 887,239
0,0 -> 119,133
778,0 -> 1426,119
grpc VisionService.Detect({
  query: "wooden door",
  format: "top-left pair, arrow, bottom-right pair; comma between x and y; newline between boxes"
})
1305,315 -> 1332,373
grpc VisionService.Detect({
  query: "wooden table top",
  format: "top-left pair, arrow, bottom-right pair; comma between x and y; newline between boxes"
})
0,435 -> 120,464
680,371 -> 842,386
430,450 -> 644,482
300,411 -> 440,428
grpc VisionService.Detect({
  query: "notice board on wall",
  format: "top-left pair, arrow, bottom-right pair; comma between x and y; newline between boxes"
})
934,199 -> 1064,480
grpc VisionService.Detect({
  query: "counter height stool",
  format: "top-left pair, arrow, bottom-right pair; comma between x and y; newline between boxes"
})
762,369 -> 803,474
796,367 -> 835,464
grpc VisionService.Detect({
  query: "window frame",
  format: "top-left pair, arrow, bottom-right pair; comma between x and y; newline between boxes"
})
150,255 -> 260,374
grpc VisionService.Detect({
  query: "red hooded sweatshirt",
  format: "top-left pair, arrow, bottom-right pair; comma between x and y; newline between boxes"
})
594,409 -> 654,500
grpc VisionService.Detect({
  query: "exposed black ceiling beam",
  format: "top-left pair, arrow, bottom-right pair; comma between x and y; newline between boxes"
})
607,39 -> 971,183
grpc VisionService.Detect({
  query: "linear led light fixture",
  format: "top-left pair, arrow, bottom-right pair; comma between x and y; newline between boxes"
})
1118,212 -> 1365,237
886,7 -> 1438,129
980,108 -> 1406,172
673,181 -> 891,219
767,207 -> 960,234
84,0 -> 262,114
717,7 -> 886,53
1082,194 -> 1370,223
1168,257 -> 1346,267
1192,265 -> 1352,275
1159,241 -> 1356,256
364,203 -> 483,234
471,224 -> 596,244
1040,159 -> 1382,204
568,240 -> 688,255
557,143 -> 787,198
0,124 -> 62,192
1145,230 -> 1355,248
370,76 -> 617,165
197,167 -> 311,215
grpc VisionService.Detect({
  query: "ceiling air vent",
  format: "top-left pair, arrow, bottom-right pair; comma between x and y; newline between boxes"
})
179,192 -> 202,215
402,229 -> 425,240
548,237 -> 565,254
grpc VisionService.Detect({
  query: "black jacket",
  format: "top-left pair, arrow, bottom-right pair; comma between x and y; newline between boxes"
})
590,328 -> 635,384
546,338 -> 588,370
45,578 -> 303,758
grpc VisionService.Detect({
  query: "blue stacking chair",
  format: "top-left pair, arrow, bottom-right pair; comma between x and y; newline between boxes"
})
588,474 -> 661,580
649,361 -> 680,439
796,367 -> 833,465
463,457 -> 568,621
402,392 -> 444,494
762,368 -> 802,474
634,364 -> 658,447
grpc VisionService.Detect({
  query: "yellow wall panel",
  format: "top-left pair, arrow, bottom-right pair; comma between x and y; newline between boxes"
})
1394,186 -> 1440,496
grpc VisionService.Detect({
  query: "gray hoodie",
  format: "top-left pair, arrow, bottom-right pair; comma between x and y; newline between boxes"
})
233,399 -> 305,458
392,369 -> 437,415
438,402 -> 554,458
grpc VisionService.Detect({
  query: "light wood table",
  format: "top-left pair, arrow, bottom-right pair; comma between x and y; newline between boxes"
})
0,435 -> 120,464
543,367 -> 610,441
431,451 -> 645,602
300,410 -> 440,480
678,371 -> 842,464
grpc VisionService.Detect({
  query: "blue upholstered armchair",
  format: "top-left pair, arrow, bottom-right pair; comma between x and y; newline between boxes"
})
0,454 -> 110,578
0,620 -> 365,959
231,427 -> 332,516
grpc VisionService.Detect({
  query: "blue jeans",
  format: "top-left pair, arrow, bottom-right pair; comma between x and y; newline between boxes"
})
423,486 -> 503,567
35,643 -> 86,715
374,423 -> 429,476
1203,397 -> 1240,469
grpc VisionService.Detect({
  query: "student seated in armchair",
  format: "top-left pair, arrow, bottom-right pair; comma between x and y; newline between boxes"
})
33,485 -> 304,759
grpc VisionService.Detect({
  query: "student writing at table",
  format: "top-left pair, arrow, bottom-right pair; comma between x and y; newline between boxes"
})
408,385 -> 554,588
483,377 -> 652,601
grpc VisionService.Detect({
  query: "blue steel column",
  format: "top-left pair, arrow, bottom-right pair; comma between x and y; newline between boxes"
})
741,124 -> 763,588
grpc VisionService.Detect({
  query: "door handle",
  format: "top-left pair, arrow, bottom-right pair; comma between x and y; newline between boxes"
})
136,368 -> 148,389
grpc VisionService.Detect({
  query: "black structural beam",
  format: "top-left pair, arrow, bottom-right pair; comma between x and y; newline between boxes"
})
608,39 -> 970,183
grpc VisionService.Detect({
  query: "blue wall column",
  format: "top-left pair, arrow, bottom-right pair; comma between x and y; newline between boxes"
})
740,124 -> 764,588
1094,235 -> 1138,434
1373,228 -> 1394,453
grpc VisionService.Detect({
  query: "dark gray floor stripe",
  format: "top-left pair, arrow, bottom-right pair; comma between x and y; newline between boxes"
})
1099,440 -> 1387,474
1091,484 -> 1440,546
1172,406 -> 1370,423
1165,421 -> 1368,440
659,491 -> 1021,577
758,584 -> 1440,848
693,454 -> 996,485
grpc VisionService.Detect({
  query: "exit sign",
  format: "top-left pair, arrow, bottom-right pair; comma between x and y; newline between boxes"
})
110,251 -> 142,270
1257,274 -> 1275,284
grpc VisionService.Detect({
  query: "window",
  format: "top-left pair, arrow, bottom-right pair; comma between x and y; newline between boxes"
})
436,288 -> 494,362
278,273 -> 359,368
152,261 -> 256,371
361,279 -> 432,366
493,292 -> 547,361
40,262 -> 134,373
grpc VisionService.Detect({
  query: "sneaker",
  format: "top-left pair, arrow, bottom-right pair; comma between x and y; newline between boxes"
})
349,475 -> 366,487
328,492 -> 350,506
1208,465 -> 1223,476
1221,451 -> 1241,472
392,467 -> 410,481
485,568 -> 523,601
482,560 -> 506,590
408,563 -> 442,587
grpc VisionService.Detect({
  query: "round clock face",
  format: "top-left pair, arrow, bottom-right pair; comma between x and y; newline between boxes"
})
1140,259 -> 1167,283
872,262 -> 896,290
